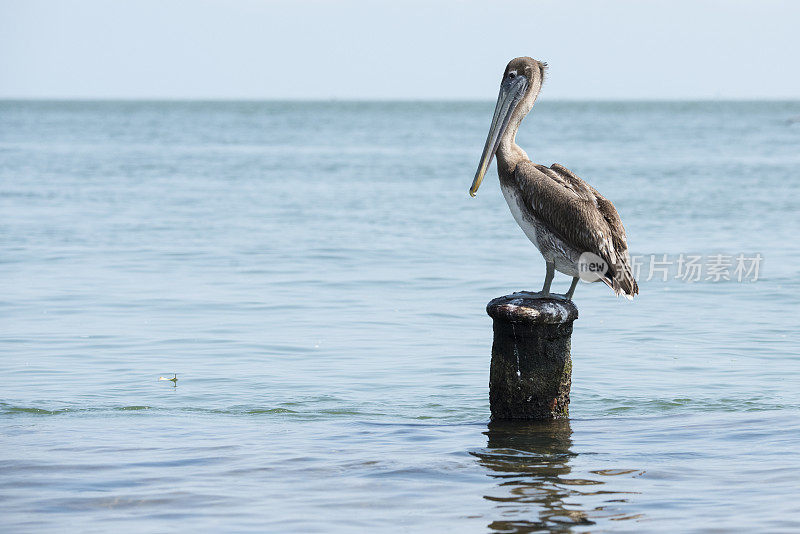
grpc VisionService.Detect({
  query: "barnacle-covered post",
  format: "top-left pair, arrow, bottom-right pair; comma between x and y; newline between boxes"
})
486,293 -> 578,420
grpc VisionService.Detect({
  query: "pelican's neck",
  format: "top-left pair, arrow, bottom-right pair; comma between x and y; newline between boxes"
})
496,126 -> 528,177
496,83 -> 539,177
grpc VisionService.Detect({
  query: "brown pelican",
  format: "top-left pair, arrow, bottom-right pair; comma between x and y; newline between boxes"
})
470,57 -> 638,300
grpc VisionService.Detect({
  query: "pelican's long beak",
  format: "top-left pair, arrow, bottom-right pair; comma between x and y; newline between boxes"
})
469,76 -> 528,197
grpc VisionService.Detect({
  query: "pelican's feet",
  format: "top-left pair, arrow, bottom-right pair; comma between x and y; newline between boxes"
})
513,291 -> 570,301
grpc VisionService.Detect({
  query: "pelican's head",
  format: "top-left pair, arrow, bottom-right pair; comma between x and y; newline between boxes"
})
469,57 -> 547,197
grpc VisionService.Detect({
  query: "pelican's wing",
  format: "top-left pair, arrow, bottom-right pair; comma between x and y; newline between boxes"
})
549,164 -> 630,257
515,162 -> 639,297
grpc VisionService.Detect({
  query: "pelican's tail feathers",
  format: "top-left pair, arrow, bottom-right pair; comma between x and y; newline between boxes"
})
604,263 -> 639,300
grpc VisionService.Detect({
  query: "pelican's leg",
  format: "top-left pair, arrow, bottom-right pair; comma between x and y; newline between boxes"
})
516,262 -> 557,299
541,261 -> 555,296
565,276 -> 579,300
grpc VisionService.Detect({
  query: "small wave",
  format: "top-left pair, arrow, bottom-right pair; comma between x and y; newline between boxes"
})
1,405 -> 66,415
245,408 -> 297,414
593,396 -> 794,416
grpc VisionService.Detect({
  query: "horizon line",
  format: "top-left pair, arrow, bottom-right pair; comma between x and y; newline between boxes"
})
1,96 -> 799,103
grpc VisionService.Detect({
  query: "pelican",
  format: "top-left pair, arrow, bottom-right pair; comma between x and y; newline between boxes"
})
470,57 -> 638,300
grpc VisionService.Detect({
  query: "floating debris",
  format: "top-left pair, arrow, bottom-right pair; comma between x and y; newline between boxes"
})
158,373 -> 178,383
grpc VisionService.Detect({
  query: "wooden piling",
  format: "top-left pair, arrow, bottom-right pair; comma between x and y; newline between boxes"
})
486,293 -> 578,420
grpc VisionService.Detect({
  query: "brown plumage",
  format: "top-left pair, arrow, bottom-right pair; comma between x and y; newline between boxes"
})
514,162 -> 639,297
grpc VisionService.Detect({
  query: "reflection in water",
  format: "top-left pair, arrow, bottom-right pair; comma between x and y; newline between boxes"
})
472,420 -> 637,533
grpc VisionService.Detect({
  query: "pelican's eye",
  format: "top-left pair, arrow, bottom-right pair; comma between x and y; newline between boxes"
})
508,71 -> 517,79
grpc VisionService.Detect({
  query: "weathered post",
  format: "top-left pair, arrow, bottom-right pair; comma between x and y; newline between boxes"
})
486,293 -> 578,420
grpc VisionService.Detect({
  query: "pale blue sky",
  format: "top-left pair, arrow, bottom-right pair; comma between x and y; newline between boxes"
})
1,0 -> 798,100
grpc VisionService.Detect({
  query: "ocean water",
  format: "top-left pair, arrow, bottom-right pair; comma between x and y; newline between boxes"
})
1,100 -> 799,533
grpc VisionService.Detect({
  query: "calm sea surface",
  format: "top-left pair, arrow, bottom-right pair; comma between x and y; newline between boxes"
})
1,101 -> 799,532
